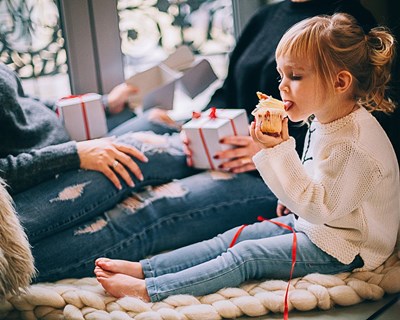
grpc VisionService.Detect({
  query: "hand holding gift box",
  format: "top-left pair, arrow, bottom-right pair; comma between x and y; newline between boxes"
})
56,93 -> 108,141
182,108 -> 249,169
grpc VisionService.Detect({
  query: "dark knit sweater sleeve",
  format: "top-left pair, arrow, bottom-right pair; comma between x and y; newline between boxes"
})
0,63 -> 81,194
0,142 -> 80,195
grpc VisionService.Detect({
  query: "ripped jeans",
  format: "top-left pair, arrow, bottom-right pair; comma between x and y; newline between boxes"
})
15,131 -> 194,244
14,111 -> 278,282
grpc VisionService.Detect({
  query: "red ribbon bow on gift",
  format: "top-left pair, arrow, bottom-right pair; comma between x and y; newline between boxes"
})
192,106 -> 218,120
208,107 -> 217,119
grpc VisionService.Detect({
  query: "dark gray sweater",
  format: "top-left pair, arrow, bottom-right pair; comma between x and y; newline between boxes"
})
0,63 -> 80,194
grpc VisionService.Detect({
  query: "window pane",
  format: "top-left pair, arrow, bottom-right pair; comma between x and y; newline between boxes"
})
117,0 -> 235,79
0,0 -> 71,99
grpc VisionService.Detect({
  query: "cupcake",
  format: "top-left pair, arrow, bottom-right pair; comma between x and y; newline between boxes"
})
251,92 -> 286,136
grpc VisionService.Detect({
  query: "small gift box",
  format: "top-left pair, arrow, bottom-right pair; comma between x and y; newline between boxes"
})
182,108 -> 249,169
56,93 -> 108,141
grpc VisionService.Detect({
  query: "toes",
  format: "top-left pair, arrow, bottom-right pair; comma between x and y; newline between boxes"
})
94,267 -> 113,278
95,257 -> 110,266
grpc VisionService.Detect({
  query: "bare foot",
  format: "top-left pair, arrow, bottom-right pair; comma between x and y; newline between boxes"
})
95,258 -> 144,279
94,266 -> 150,301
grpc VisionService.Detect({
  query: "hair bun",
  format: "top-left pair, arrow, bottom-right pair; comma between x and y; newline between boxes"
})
366,34 -> 384,50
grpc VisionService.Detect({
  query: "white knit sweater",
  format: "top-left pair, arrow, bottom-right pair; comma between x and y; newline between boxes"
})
253,108 -> 400,271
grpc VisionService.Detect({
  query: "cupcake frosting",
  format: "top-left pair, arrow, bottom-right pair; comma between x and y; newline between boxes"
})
252,93 -> 285,115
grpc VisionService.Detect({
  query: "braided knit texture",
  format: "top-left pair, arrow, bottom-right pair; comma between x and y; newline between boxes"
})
1,252 -> 399,320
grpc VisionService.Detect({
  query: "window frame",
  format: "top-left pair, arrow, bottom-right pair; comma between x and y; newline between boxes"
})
58,0 -> 263,95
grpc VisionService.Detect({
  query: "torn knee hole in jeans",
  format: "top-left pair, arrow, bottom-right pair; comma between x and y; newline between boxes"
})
120,181 -> 188,212
73,181 -> 188,234
130,131 -> 168,145
49,182 -> 91,202
120,132 -> 184,156
74,217 -> 108,235
209,171 -> 235,180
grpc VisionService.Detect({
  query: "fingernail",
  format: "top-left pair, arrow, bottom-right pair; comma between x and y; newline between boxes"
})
129,181 -> 135,187
213,154 -> 219,159
143,156 -> 149,163
219,139 -> 225,143
139,175 -> 144,181
218,164 -> 223,169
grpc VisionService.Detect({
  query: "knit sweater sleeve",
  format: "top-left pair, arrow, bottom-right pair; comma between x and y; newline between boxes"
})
252,137 -> 383,224
0,141 -> 80,195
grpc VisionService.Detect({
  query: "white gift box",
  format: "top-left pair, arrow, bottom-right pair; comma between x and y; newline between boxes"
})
56,93 -> 108,141
125,46 -> 218,110
182,108 -> 249,169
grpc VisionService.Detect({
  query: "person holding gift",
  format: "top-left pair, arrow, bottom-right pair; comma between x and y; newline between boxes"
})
94,14 -> 399,308
109,0 -> 397,217
0,62 -> 202,281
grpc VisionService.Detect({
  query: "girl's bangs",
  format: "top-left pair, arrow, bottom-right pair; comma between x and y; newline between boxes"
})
276,26 -> 315,61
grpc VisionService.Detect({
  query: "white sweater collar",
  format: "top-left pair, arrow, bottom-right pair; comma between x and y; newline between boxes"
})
313,108 -> 366,135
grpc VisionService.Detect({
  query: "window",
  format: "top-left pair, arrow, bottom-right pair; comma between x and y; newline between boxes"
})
118,0 -> 234,78
0,0 -> 261,100
0,0 -> 71,99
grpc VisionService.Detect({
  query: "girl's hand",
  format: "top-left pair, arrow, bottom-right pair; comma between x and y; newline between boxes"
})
107,83 -> 138,114
76,137 -> 148,190
213,135 -> 261,173
276,203 -> 291,217
250,118 -> 289,149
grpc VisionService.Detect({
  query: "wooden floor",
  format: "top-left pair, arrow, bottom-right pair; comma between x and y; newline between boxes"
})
238,293 -> 400,320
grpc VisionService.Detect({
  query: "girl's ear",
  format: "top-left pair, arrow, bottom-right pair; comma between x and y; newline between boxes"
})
334,70 -> 353,94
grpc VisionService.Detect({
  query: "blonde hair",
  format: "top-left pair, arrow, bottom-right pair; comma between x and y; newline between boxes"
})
276,13 -> 396,113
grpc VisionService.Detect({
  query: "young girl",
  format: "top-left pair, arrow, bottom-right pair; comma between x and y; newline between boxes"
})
94,13 -> 400,302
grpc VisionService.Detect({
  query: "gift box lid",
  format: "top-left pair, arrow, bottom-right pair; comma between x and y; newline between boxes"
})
56,93 -> 102,107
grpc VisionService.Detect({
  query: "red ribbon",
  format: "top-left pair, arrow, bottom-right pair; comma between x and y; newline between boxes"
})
209,106 -> 217,119
229,216 -> 297,320
58,94 -> 92,140
192,111 -> 202,119
198,126 -> 215,170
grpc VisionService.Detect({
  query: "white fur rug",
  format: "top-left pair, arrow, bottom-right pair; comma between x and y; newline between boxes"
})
0,179 -> 35,301
1,252 -> 399,320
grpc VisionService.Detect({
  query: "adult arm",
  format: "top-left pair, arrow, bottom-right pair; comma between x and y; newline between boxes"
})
1,136 -> 148,195
0,142 -> 80,195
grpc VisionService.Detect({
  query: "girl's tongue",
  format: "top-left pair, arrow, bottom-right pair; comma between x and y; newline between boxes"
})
284,101 -> 293,111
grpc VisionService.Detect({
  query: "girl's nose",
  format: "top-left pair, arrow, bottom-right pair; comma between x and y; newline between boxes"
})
278,80 -> 289,93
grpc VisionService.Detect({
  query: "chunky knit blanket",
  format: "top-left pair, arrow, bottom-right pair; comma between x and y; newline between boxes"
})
1,252 -> 399,320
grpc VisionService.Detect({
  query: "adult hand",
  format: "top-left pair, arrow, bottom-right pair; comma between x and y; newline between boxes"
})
107,83 -> 138,114
213,135 -> 261,173
148,108 -> 181,129
76,137 -> 148,190
180,131 -> 193,167
276,203 -> 291,217
250,118 -> 289,149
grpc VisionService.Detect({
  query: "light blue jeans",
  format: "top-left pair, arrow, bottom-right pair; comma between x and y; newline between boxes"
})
15,111 -> 279,282
141,215 -> 364,302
